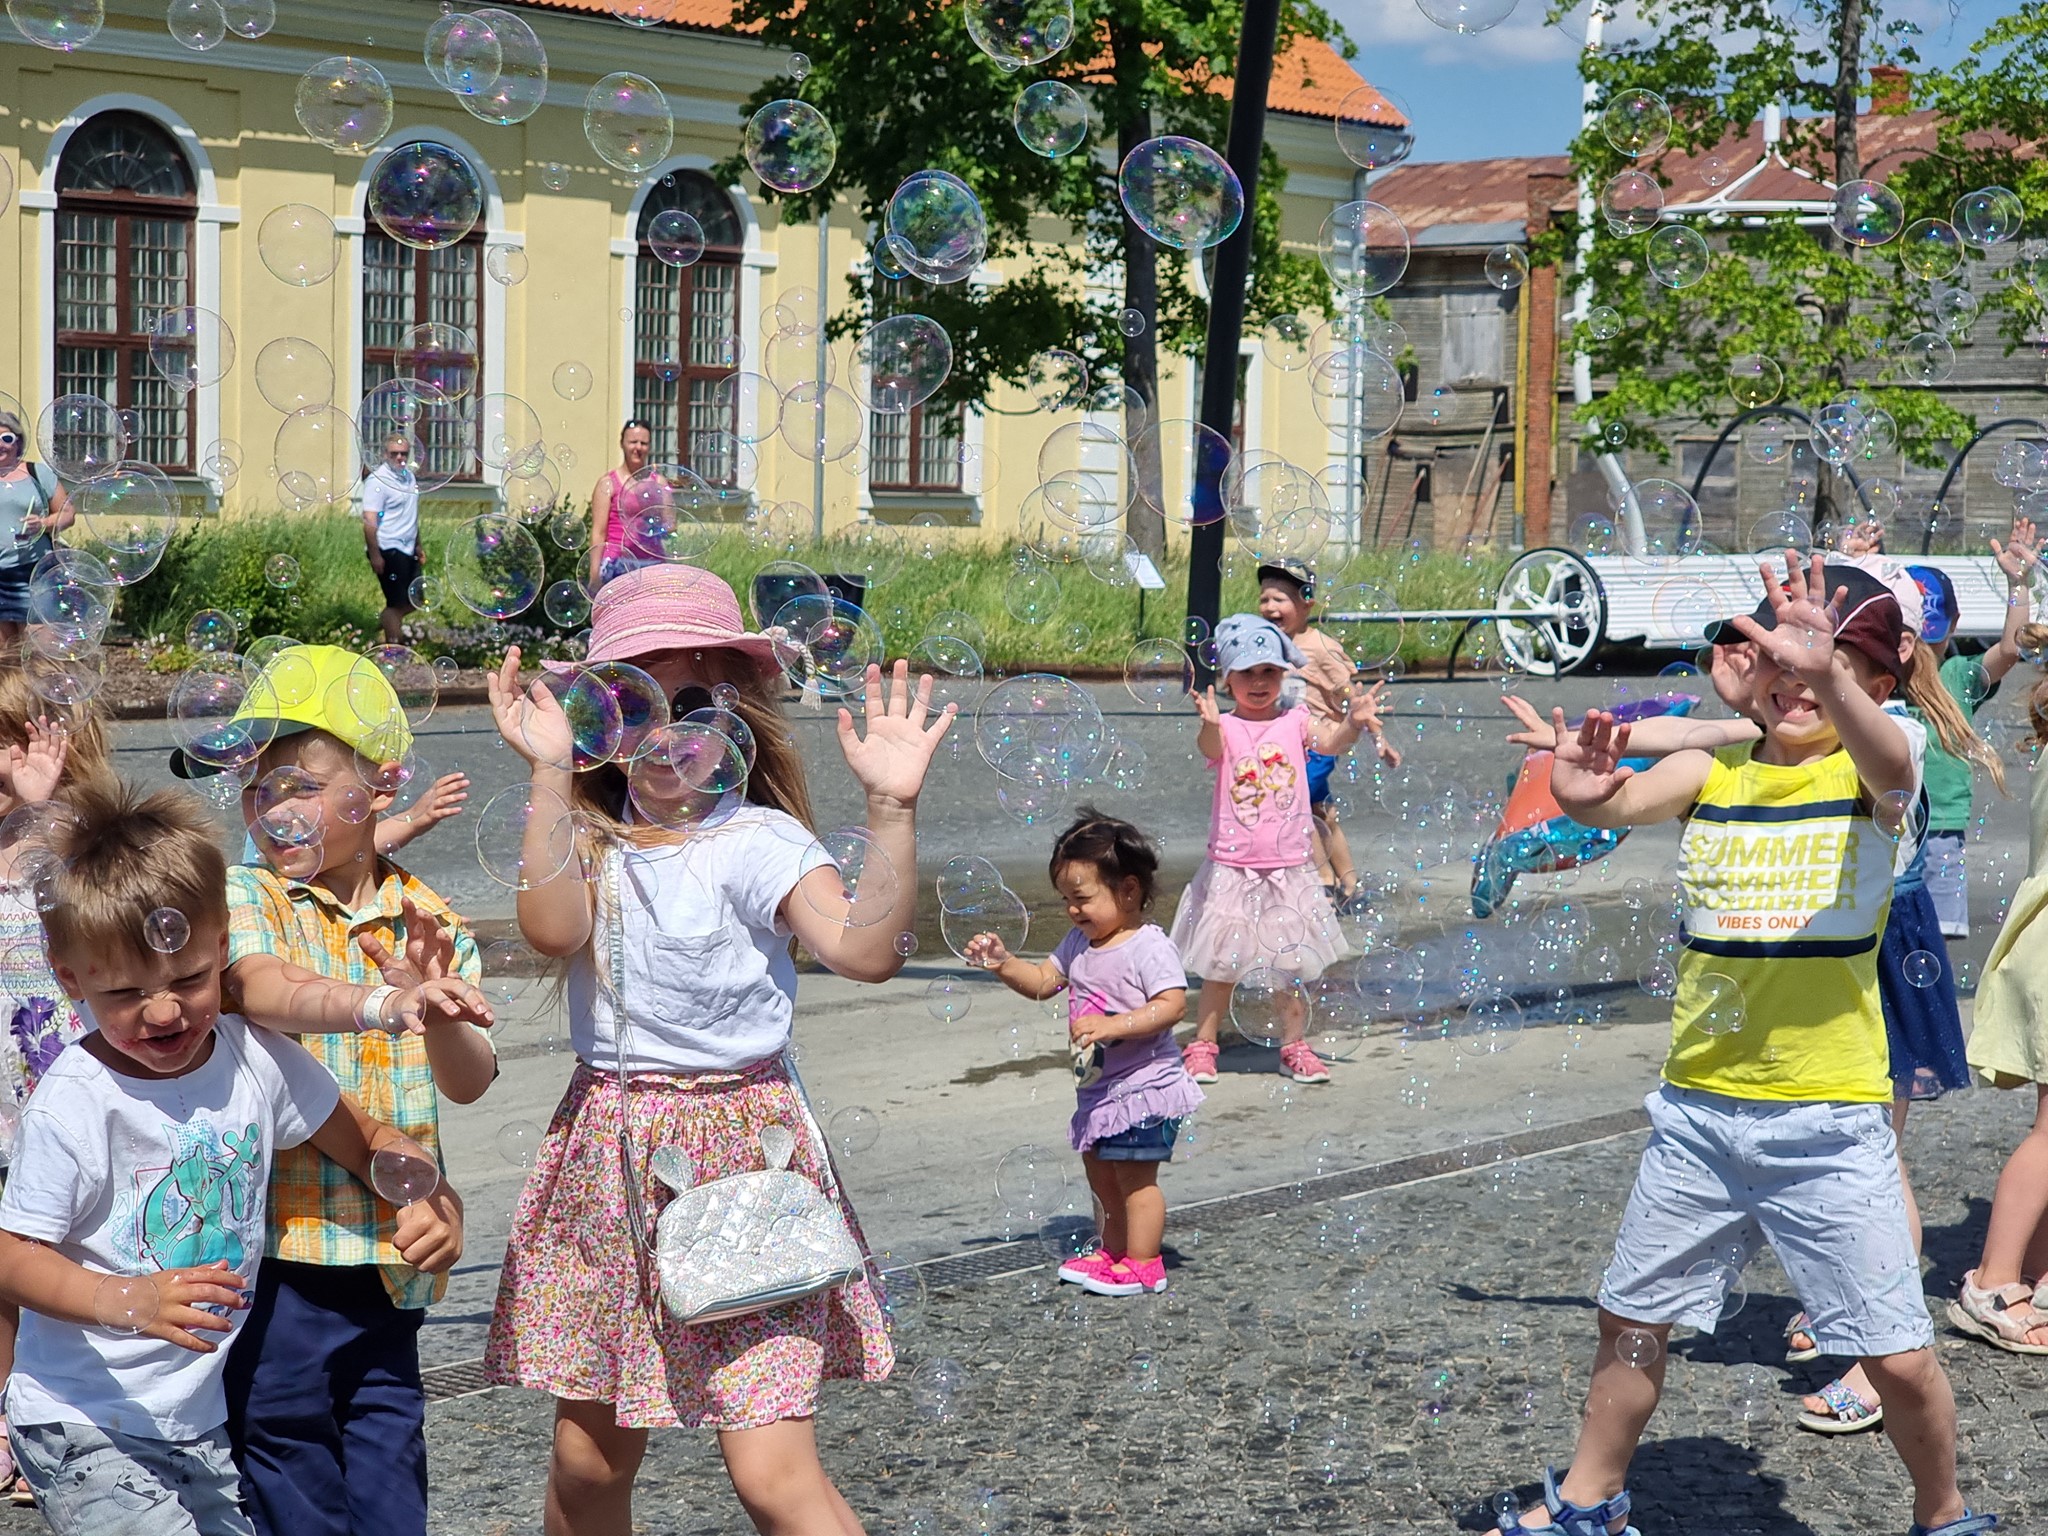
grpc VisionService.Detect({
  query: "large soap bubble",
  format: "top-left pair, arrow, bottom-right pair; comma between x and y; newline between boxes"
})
1417,0 -> 1516,31
856,315 -> 953,414
461,7 -> 547,125
628,723 -> 747,830
37,394 -> 124,480
258,204 -> 340,287
368,142 -> 485,250
146,307 -> 235,391
296,56 -> 394,153
167,0 -> 225,52
1601,88 -> 1670,158
975,674 -> 1106,785
583,72 -> 673,174
963,0 -> 1073,64
769,594 -> 883,699
1830,180 -> 1903,247
1954,186 -> 2022,248
71,463 -> 179,562
425,10 -> 500,96
8,0 -> 104,49
745,100 -> 837,194
1013,80 -> 1088,158
647,209 -> 705,267
1118,137 -> 1243,251
275,405 -> 361,507
1645,224 -> 1710,288
1319,201 -> 1410,298
885,171 -> 987,284
1334,85 -> 1413,170
443,513 -> 543,618
1898,217 -> 1963,281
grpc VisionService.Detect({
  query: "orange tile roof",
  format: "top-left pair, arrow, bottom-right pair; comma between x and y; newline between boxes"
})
503,0 -> 1378,120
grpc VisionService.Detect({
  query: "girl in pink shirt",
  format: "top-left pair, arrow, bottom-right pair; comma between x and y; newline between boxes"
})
1171,614 -> 1382,1086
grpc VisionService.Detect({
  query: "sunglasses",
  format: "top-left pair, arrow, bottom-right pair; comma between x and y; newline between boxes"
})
0,434 -> 19,448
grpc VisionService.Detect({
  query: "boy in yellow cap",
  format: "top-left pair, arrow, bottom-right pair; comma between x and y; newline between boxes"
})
172,644 -> 497,1536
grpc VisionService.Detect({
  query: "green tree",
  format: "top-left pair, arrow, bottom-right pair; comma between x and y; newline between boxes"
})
717,0 -> 1339,557
1546,0 -> 2043,545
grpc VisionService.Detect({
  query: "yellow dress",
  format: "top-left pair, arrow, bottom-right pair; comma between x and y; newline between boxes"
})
1967,760 -> 2048,1087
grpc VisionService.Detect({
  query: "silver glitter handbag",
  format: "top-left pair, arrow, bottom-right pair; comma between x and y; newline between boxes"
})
605,850 -> 863,1327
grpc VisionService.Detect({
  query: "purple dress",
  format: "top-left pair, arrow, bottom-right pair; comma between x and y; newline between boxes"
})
1054,924 -> 1206,1152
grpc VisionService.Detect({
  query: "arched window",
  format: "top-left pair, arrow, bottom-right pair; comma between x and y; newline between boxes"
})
634,171 -> 743,475
361,142 -> 485,483
55,112 -> 196,472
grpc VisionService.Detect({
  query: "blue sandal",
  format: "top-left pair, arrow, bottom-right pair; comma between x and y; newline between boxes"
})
1908,1516 -> 1996,1536
1498,1467 -> 1640,1536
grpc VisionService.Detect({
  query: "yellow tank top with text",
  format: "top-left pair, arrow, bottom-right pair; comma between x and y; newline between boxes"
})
1665,744 -> 1893,1103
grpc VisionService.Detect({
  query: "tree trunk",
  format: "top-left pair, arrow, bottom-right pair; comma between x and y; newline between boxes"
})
1112,26 -> 1166,563
1832,0 -> 1863,189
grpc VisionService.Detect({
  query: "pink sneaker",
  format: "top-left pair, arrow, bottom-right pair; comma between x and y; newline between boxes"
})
1182,1039 -> 1220,1083
1085,1255 -> 1168,1296
1279,1040 -> 1331,1084
1057,1249 -> 1118,1288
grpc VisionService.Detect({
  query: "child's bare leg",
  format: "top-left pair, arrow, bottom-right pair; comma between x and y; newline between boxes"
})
1516,1310 -> 1669,1532
1310,814 -> 1336,887
1276,986 -> 1307,1048
1859,1347 -> 1964,1530
1978,1085 -> 2048,1289
1319,806 -> 1358,895
547,1398 -> 648,1536
1111,1161 -> 1165,1262
1194,979 -> 1232,1046
1081,1152 -> 1126,1256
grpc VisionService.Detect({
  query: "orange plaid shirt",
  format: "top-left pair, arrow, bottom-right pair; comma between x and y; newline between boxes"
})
224,861 -> 486,1309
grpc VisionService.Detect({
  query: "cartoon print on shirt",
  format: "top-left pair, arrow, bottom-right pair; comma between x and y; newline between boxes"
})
1257,742 -> 1297,810
1229,757 -> 1263,826
110,1120 -> 264,1276
1229,742 -> 1303,826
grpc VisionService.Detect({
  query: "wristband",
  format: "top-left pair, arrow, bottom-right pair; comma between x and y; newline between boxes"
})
356,985 -> 399,1033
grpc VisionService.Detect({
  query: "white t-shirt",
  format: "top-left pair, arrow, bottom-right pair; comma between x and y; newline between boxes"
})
568,806 -> 833,1073
0,1016 -> 340,1440
1883,701 -> 1930,876
361,463 -> 420,554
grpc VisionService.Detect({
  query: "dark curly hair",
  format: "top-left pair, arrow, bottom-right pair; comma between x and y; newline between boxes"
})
1049,805 -> 1160,908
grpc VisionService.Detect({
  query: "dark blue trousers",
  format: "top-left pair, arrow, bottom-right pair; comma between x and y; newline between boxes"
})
223,1261 -> 428,1536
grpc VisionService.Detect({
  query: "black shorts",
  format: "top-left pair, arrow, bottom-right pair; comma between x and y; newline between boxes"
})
376,547 -> 420,609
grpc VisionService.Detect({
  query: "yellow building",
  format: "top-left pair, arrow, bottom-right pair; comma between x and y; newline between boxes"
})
0,0 -> 1381,549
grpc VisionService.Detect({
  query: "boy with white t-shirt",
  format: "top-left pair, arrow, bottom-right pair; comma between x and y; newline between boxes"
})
0,781 -> 462,1536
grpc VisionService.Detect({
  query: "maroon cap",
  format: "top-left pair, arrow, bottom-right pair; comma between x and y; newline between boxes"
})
1706,563 -> 1907,682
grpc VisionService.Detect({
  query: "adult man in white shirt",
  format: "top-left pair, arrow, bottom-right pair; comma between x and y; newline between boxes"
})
361,435 -> 421,643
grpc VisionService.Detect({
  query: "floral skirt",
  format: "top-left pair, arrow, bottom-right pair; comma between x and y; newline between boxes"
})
484,1058 -> 893,1430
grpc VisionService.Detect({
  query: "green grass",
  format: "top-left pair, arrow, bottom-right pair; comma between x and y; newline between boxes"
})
113,510 -> 1515,672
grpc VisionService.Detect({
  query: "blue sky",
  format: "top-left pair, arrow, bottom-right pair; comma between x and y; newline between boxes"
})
1315,0 -> 2000,165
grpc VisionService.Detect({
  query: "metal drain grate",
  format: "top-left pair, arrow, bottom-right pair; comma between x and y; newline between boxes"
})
422,1104 -> 1651,1401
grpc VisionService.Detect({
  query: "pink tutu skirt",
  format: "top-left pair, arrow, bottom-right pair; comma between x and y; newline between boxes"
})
1168,860 -> 1345,983
484,1058 -> 893,1430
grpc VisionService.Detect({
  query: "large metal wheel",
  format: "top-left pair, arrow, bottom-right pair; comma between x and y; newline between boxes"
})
1493,547 -> 1604,677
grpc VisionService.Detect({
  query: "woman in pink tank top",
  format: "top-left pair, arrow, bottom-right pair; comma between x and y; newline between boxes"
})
588,419 -> 653,588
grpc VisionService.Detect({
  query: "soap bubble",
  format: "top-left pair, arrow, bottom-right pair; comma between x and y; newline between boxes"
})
937,855 -> 1005,913
296,56 -> 394,152
529,666 -> 625,769
144,906 -> 190,954
1118,137 -> 1243,251
72,463 -> 180,561
744,99 -> 837,194
37,395 -> 123,480
1903,949 -> 1942,988
1585,305 -> 1623,341
167,0 -> 225,50
910,1357 -> 967,1420
1898,217 -> 1963,281
485,245 -> 527,285
459,7 -> 547,126
552,361 -> 594,401
184,609 -> 236,654
1726,354 -> 1782,409
367,141 -> 485,250
1451,991 -> 1524,1055
925,976 -> 973,1022
425,10 -> 500,95
647,209 -> 705,266
1334,85 -> 1414,171
170,666 -> 280,775
1831,180 -> 1903,247
1615,1326 -> 1662,1368
1690,971 -> 1746,1036
1647,224 -> 1711,288
768,593 -> 883,697
1126,639 -> 1194,709
965,0 -> 1072,62
885,170 -> 987,284
1013,79 -> 1089,157
778,382 -> 863,463
1028,349 -> 1089,412
828,1105 -> 880,1155
995,1143 -> 1069,1222
856,314 -> 953,414
94,1275 -> 159,1335
475,782 -> 576,888
975,673 -> 1105,785
1262,315 -> 1313,371
1416,0 -> 1515,31
9,0 -> 103,48
443,514 -> 543,619
810,826 -> 900,928
219,0 -> 269,34
1231,967 -> 1309,1048
1682,1257 -> 1747,1319
496,1121 -> 540,1168
940,885 -> 1029,962
396,323 -> 479,396
627,722 -> 747,830
369,1141 -> 440,1204
1954,186 -> 2022,248
1484,245 -> 1529,290
584,72 -> 672,173
254,336 -> 335,413
474,394 -> 546,472
1601,88 -> 1670,157
1319,201 -> 1409,298
275,405 -> 360,507
1600,169 -> 1662,236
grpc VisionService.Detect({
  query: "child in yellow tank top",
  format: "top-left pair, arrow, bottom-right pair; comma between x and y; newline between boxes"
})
1487,554 -> 1986,1536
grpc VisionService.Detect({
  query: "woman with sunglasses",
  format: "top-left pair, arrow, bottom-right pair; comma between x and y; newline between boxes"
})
363,432 -> 422,643
0,411 -> 74,647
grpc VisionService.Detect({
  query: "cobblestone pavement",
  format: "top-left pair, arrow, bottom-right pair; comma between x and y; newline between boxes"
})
423,1083 -> 2048,1536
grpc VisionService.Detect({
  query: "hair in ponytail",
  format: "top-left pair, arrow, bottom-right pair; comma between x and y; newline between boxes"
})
1050,807 -> 1160,908
1904,637 -> 2006,795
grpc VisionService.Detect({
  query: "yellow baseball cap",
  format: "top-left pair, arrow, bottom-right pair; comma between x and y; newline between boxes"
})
170,644 -> 413,778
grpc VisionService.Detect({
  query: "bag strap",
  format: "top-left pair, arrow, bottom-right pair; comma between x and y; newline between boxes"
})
21,465 -> 50,518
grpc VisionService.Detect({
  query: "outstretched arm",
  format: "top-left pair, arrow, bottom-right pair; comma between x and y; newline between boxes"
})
375,774 -> 470,856
1502,693 -> 1758,758
1549,709 -> 1713,827
1986,517 -> 2039,686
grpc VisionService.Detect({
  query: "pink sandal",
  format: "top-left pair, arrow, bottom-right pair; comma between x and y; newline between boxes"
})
1948,1270 -> 2048,1354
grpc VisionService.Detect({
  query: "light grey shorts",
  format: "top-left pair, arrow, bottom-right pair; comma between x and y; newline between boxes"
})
10,1419 -> 253,1536
1597,1086 -> 1934,1357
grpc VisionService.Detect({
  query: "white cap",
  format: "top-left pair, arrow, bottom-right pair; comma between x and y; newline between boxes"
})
1838,552 -> 1924,637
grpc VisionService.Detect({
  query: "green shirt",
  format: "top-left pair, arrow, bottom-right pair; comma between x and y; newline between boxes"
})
1919,653 -> 1990,832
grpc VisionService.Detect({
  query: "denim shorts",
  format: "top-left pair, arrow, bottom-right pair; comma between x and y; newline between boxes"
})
1305,749 -> 1337,806
10,1418 -> 254,1536
1090,1116 -> 1181,1162
1597,1086 -> 1932,1356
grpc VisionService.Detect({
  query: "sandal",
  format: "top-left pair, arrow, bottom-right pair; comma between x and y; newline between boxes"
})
1947,1272 -> 2048,1355
1784,1310 -> 1821,1363
1796,1377 -> 1883,1435
1907,1515 -> 1996,1536
8,1475 -> 30,1508
1497,1467 -> 1639,1536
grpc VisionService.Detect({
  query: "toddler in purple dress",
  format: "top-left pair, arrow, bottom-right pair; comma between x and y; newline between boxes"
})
967,809 -> 1203,1297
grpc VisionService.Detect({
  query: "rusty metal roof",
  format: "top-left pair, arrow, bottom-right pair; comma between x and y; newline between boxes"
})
1366,154 -> 1570,235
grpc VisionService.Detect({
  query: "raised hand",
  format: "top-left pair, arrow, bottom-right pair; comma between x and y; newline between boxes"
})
834,661 -> 955,809
360,898 -> 453,989
1994,517 -> 2040,584
1708,642 -> 1757,716
1193,686 -> 1222,726
5,718 -> 68,804
1548,707 -> 1635,808
487,648 -> 576,769
1500,693 -> 1558,750
963,932 -> 1011,970
1731,551 -> 1841,681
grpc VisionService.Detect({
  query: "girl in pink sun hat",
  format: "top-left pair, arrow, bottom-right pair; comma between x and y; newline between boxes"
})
484,560 -> 954,1535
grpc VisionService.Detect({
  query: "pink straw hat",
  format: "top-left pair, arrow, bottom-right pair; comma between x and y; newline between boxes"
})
545,565 -> 779,673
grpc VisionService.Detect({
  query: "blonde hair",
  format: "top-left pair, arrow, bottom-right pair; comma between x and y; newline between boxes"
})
41,780 -> 228,964
0,668 -> 114,795
1904,637 -> 2006,794
2021,624 -> 2048,750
